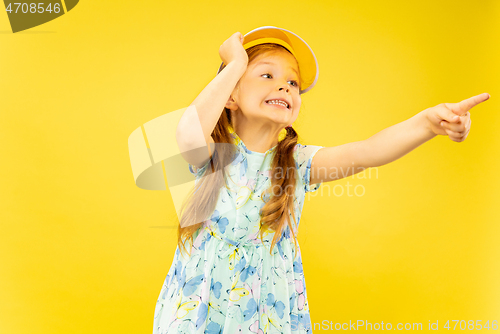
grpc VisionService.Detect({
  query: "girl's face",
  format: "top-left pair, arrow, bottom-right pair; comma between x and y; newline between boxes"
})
228,50 -> 302,129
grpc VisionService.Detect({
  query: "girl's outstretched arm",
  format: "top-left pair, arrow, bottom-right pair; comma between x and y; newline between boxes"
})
310,93 -> 490,184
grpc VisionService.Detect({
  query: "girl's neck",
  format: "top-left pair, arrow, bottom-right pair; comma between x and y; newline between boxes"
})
230,123 -> 280,154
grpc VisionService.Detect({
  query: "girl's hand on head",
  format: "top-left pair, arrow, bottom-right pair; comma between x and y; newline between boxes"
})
424,93 -> 490,142
219,32 -> 248,68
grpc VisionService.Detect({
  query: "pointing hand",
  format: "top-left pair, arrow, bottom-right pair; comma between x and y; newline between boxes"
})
424,93 -> 490,142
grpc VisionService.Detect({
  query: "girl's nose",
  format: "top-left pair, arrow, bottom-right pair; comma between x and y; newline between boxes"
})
278,86 -> 289,93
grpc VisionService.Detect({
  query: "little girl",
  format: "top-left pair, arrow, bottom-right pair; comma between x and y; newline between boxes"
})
152,26 -> 490,334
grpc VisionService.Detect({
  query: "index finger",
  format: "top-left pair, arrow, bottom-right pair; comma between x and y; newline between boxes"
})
457,93 -> 490,113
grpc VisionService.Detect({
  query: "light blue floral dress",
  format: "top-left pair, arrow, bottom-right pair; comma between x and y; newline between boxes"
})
153,127 -> 324,334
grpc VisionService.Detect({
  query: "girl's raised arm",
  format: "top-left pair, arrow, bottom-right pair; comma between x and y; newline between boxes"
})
176,32 -> 248,168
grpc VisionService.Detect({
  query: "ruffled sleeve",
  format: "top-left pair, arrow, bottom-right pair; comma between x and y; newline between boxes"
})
188,156 -> 213,178
294,143 -> 324,193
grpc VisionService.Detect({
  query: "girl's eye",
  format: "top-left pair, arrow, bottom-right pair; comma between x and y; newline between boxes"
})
262,73 -> 299,88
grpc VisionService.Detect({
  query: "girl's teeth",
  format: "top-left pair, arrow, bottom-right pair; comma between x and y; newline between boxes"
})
267,100 -> 288,108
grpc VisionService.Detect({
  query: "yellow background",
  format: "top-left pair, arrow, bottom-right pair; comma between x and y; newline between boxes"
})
1,0 -> 498,333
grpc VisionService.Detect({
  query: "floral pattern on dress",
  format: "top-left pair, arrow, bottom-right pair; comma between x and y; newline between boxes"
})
153,128 -> 323,334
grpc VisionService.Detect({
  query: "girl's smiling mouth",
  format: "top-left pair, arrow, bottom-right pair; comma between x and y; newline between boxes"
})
265,100 -> 291,110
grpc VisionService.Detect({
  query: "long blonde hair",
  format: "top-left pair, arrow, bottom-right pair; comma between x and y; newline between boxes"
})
177,43 -> 303,260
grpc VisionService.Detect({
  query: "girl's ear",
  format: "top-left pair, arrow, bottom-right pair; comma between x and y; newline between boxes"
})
225,95 -> 239,111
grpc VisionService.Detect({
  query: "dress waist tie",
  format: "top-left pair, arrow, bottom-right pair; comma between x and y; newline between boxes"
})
205,225 -> 262,264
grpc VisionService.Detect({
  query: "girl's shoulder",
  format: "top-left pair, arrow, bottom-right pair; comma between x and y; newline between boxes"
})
293,142 -> 324,193
293,142 -> 324,166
